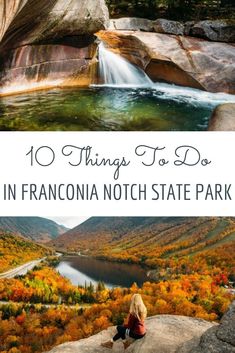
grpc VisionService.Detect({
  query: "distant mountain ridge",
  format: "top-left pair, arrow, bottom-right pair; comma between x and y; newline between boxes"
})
51,217 -> 184,248
0,217 -> 68,243
52,217 -> 235,265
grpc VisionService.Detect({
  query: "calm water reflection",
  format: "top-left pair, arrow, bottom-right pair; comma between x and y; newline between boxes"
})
56,256 -> 149,288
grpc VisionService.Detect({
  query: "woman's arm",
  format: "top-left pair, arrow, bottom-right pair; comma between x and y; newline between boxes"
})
124,314 -> 136,330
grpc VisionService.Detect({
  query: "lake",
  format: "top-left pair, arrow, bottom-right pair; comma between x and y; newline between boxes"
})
1,84 -> 234,131
56,255 -> 149,288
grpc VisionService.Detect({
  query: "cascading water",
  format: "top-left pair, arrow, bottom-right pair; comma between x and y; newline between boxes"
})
97,42 -> 153,87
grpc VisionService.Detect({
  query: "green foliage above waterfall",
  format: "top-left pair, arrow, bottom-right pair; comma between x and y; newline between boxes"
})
106,0 -> 235,20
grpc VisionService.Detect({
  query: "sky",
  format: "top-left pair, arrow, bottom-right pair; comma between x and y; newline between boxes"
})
47,216 -> 90,229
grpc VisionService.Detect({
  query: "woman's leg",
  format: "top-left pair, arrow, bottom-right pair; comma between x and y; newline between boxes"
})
101,325 -> 128,349
113,325 -> 127,341
129,331 -> 146,340
123,332 -> 145,350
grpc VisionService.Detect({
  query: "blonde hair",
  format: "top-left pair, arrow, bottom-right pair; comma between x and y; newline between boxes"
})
129,294 -> 147,321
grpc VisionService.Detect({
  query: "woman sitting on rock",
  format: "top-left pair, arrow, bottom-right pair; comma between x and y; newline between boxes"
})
101,293 -> 147,350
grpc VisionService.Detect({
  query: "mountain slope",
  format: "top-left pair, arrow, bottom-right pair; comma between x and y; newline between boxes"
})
52,217 -> 186,249
52,217 -> 235,255
0,232 -> 52,273
52,217 -> 235,276
0,217 -> 68,243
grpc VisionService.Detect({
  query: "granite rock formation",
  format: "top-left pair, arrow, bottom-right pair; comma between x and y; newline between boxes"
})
208,103 -> 235,130
109,17 -> 235,42
153,18 -> 184,35
187,301 -> 235,353
190,20 -> 235,43
0,0 -> 109,95
109,17 -> 153,32
98,30 -> 235,93
44,315 -> 215,353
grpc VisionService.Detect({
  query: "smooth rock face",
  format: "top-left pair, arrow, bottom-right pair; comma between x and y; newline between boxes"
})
0,0 -> 109,51
0,0 -> 109,94
190,20 -> 235,43
45,315 -> 215,353
153,18 -> 184,35
0,43 -> 97,94
98,30 -> 235,93
187,301 -> 235,353
208,104 -> 235,130
0,0 -> 28,42
109,17 -> 153,32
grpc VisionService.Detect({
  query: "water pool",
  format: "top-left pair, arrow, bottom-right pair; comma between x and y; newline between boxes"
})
0,83 -> 234,131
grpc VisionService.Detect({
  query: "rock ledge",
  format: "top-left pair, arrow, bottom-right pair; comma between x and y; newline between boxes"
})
45,315 -> 215,353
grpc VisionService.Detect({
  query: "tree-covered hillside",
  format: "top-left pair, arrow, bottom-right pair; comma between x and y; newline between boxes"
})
0,233 -> 52,273
106,0 -> 235,20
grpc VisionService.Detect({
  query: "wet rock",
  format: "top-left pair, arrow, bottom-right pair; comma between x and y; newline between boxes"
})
0,43 -> 97,95
153,19 -> 184,35
98,30 -> 235,93
0,0 -> 109,94
190,20 -> 235,43
109,17 -> 154,32
208,104 -> 235,130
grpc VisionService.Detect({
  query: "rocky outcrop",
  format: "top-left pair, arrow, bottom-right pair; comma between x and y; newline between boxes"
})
0,0 -> 109,95
108,17 -> 235,42
98,30 -> 235,93
45,315 -> 215,353
208,104 -> 235,130
190,20 -> 235,43
109,17 -> 153,32
186,301 -> 235,353
153,19 -> 184,36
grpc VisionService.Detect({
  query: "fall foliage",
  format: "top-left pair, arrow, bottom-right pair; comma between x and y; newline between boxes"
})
0,218 -> 234,353
0,274 -> 234,353
0,264 -> 234,353
0,233 -> 52,273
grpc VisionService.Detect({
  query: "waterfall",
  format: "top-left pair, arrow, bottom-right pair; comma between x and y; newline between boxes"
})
97,42 -> 153,87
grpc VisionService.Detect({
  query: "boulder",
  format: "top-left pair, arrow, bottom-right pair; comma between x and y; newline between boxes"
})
187,326 -> 235,353
186,301 -> 235,353
45,315 -> 215,353
190,20 -> 235,43
153,19 -> 184,36
208,104 -> 235,130
216,300 -> 235,345
98,30 -> 235,93
109,18 -> 153,32
184,21 -> 196,36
